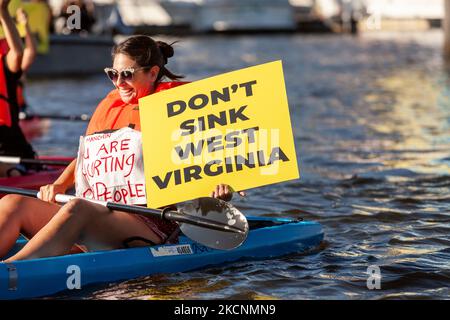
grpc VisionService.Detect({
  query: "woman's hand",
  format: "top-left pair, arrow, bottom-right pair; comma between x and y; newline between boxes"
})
210,184 -> 246,202
38,184 -> 67,203
16,8 -> 28,25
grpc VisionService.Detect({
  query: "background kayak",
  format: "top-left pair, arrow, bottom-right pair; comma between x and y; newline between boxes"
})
0,156 -> 71,191
19,117 -> 51,141
0,216 -> 324,300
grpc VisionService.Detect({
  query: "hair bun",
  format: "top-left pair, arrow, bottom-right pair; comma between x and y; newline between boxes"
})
156,41 -> 174,65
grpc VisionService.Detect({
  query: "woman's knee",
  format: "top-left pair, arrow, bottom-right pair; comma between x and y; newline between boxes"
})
61,198 -> 89,215
60,198 -> 106,221
0,194 -> 29,216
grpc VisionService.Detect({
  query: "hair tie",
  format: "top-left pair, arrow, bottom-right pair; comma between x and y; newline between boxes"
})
156,41 -> 174,65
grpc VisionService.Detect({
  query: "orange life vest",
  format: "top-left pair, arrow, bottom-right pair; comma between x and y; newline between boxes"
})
85,81 -> 188,135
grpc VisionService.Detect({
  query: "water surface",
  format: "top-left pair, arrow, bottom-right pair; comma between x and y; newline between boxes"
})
27,30 -> 450,300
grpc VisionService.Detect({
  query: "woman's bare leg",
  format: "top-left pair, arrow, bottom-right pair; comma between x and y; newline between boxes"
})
5,198 -> 162,262
0,195 -> 61,258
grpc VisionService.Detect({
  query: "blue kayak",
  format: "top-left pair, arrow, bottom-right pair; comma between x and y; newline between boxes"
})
0,216 -> 323,300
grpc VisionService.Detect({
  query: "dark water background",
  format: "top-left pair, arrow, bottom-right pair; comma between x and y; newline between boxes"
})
27,30 -> 449,299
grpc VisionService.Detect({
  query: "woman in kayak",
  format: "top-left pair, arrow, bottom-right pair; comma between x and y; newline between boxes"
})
0,34 -> 244,261
0,0 -> 39,176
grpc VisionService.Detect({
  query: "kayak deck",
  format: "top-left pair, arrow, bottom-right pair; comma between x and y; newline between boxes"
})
0,216 -> 324,300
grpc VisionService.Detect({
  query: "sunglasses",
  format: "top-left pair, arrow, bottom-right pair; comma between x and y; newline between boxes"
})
104,66 -> 150,82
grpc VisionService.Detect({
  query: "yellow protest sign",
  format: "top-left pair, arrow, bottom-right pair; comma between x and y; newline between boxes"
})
22,2 -> 50,54
0,0 -> 25,38
140,60 -> 299,208
0,1 -> 50,54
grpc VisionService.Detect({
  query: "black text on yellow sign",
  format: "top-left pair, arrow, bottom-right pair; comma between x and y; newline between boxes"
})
140,60 -> 299,208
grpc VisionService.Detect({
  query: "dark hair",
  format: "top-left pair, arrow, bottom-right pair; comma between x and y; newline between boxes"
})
112,35 -> 183,82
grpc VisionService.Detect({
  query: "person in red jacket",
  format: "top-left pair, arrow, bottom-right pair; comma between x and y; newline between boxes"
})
0,35 -> 244,261
0,1 -> 38,176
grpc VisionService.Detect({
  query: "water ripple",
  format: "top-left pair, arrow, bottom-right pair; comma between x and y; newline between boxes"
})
31,30 -> 450,300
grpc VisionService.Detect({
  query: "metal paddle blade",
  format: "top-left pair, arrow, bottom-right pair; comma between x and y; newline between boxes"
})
177,197 -> 249,250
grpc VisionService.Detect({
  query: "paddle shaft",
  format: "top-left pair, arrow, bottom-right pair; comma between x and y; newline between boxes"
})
0,186 -> 244,234
0,156 -> 71,167
19,112 -> 91,122
1,100 -> 90,121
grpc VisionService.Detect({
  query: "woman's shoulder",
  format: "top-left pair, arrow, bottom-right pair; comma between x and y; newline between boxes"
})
155,81 -> 189,92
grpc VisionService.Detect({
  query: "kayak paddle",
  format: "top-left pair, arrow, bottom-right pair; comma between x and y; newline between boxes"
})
0,186 -> 249,250
177,197 -> 249,250
19,112 -> 91,122
0,156 -> 71,167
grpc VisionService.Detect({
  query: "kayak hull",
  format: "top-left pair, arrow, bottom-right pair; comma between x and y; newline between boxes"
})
0,217 -> 324,300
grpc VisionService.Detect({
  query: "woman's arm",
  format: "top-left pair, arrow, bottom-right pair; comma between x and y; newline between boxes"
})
0,0 -> 23,73
53,158 -> 77,189
39,159 -> 77,203
16,8 -> 36,73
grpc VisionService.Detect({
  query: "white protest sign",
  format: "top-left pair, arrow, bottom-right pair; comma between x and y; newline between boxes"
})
75,127 -> 146,205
